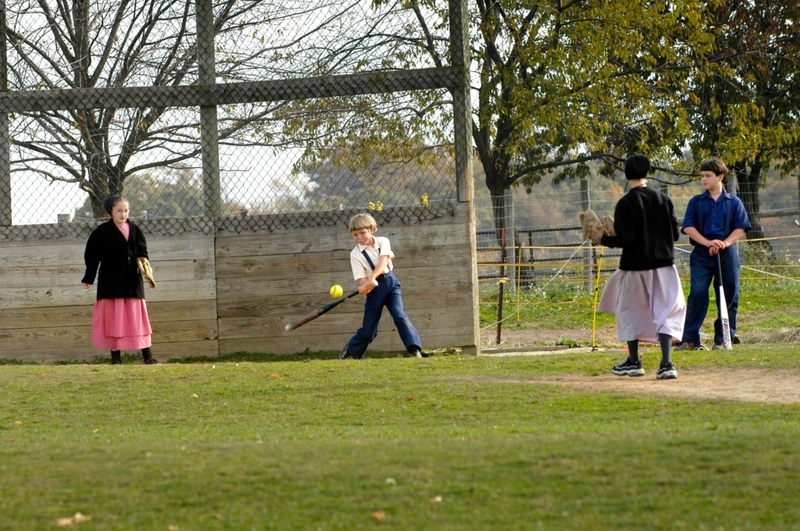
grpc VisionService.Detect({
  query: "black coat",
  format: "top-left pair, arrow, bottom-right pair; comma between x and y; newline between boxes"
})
599,186 -> 679,271
82,220 -> 150,300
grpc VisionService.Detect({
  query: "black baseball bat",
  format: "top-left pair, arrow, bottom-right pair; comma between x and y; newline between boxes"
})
284,290 -> 359,331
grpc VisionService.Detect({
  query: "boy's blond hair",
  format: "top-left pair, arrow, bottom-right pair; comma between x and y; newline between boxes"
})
349,213 -> 377,232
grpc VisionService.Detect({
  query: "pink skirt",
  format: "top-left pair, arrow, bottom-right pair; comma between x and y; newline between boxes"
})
598,265 -> 686,343
92,298 -> 153,351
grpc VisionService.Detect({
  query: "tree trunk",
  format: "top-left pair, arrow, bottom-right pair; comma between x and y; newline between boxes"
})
734,160 -> 772,256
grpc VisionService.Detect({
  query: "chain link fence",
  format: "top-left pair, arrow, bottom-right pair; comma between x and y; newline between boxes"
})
1,0 -> 469,234
476,173 -> 800,291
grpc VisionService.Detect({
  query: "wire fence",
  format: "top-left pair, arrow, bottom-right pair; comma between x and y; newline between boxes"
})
0,0 -> 469,232
475,175 -> 800,304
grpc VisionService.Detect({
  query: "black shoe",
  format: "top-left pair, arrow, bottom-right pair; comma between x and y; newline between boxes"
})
144,358 -> 159,365
657,362 -> 678,380
611,357 -> 645,377
339,345 -> 352,359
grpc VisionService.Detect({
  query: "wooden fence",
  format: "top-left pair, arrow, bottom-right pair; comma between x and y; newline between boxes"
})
0,203 -> 479,363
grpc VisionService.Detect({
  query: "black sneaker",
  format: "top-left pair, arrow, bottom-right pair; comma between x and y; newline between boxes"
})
657,362 -> 678,380
612,357 -> 644,377
339,345 -> 352,359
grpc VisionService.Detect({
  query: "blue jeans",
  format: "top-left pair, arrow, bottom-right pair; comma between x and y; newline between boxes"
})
682,246 -> 740,345
346,271 -> 422,358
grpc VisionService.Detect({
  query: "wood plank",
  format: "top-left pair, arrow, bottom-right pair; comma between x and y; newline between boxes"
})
216,263 -> 472,302
0,279 -> 216,309
216,219 -> 471,258
219,326 -> 476,356
0,257 -> 216,288
0,319 -> 218,350
0,233 -> 214,268
219,305 -> 474,339
214,243 -> 472,281
216,282 -> 473,319
148,300 -> 218,322
0,241 -> 87,267
0,340 -> 219,364
0,264 -> 85,288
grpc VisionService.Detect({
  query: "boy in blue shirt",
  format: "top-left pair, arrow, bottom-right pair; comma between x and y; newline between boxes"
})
676,158 -> 751,350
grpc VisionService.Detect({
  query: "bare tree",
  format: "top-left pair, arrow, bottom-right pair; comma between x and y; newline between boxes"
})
5,0 -> 418,217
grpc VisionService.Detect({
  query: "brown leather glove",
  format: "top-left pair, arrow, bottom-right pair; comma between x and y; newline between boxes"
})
579,209 -> 605,244
137,257 -> 156,288
600,215 -> 616,237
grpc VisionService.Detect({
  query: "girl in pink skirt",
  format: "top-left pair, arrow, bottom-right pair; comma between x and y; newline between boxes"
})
82,195 -> 157,364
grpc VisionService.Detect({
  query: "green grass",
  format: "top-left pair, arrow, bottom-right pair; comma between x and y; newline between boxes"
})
2,347 -> 799,530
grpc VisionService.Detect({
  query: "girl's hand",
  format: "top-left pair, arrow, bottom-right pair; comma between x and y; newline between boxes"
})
82,283 -> 91,289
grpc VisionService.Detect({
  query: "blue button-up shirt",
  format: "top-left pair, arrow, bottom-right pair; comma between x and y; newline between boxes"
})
682,190 -> 751,240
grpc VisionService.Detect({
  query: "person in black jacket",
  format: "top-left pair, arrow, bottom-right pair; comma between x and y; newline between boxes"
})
81,195 -> 157,365
596,155 -> 686,380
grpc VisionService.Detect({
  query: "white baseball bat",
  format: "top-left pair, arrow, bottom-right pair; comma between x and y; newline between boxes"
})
717,254 -> 732,350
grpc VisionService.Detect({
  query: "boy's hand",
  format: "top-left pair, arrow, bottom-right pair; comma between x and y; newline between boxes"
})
707,239 -> 726,255
358,279 -> 379,296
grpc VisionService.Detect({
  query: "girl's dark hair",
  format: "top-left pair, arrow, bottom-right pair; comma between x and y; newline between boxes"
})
103,195 -> 127,215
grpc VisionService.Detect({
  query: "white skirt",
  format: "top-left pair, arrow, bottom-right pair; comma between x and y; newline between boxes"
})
597,265 -> 686,343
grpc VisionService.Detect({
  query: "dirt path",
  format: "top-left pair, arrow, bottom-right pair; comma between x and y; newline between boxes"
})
525,368 -> 800,404
478,328 -> 800,404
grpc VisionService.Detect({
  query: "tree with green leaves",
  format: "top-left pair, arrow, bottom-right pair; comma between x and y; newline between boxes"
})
680,0 -> 800,246
290,0 -> 719,233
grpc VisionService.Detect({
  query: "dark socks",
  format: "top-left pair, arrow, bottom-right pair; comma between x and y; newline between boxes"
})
111,351 -> 122,365
658,333 -> 673,366
142,347 -> 158,364
626,340 -> 639,363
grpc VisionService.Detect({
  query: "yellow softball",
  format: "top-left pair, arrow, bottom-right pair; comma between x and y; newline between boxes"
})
329,284 -> 344,298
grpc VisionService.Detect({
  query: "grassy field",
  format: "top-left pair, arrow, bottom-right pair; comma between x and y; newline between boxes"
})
2,277 -> 798,530
2,344 -> 799,530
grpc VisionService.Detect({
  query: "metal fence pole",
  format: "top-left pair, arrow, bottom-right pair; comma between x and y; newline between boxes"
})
0,0 -> 11,226
449,0 -> 472,203
580,177 -> 592,292
196,0 -> 221,218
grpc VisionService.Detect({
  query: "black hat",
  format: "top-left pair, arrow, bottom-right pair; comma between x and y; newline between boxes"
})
624,154 -> 650,180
